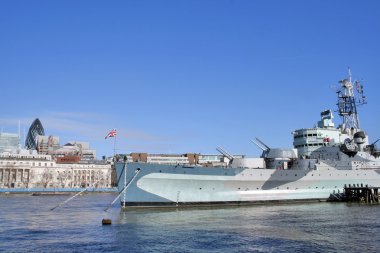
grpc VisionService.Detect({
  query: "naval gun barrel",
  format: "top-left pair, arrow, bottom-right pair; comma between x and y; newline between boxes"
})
251,138 -> 270,151
251,137 -> 271,158
216,146 -> 234,160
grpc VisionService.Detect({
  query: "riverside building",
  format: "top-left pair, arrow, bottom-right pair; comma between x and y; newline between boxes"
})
0,119 -> 112,191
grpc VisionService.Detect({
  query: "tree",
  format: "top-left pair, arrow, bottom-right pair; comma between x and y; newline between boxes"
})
57,169 -> 70,188
27,170 -> 35,188
3,167 -> 10,188
94,170 -> 105,188
40,168 -> 54,188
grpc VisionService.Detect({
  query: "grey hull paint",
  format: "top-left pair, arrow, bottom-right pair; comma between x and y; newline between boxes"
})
115,162 -> 380,207
120,199 -> 325,208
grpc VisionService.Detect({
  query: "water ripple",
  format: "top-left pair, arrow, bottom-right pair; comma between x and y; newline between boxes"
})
1,194 -> 380,252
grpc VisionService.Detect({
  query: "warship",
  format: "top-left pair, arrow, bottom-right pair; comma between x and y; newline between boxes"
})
115,70 -> 380,207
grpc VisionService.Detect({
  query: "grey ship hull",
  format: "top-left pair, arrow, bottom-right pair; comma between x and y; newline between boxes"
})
115,162 -> 380,207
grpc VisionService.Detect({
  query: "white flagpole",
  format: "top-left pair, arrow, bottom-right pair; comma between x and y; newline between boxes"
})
113,131 -> 116,156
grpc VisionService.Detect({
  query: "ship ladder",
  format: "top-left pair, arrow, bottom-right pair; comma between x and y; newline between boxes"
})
330,193 -> 343,201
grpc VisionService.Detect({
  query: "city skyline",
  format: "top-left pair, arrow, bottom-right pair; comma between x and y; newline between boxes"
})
1,1 -> 379,158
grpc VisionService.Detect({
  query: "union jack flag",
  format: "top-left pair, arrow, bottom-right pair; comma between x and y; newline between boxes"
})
105,129 -> 117,139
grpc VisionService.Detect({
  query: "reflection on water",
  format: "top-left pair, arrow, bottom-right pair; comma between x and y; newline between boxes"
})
0,194 -> 379,252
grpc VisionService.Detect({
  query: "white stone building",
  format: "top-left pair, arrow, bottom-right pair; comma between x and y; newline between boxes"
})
0,150 -> 112,189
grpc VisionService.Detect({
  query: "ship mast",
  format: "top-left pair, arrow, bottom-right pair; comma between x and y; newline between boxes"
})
336,68 -> 366,133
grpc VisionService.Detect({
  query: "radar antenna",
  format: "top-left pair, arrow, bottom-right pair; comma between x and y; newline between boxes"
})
336,68 -> 366,131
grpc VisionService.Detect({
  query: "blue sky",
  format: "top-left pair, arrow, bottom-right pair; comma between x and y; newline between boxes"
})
0,0 -> 379,158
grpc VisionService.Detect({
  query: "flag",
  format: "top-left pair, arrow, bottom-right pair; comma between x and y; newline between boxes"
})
105,129 -> 117,139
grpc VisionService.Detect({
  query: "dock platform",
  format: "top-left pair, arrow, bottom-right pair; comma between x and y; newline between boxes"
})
329,184 -> 380,203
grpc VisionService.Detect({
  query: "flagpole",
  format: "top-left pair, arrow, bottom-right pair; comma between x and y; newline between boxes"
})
113,132 -> 116,157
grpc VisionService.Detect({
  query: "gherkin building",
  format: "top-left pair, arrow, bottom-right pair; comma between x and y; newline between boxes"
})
25,118 -> 45,150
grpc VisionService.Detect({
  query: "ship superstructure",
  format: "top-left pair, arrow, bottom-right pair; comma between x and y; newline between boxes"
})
115,70 -> 380,207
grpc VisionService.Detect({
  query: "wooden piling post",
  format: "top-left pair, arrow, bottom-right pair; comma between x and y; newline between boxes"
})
342,185 -> 380,203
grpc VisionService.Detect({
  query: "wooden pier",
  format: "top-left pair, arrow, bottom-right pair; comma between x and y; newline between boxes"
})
328,184 -> 380,204
342,184 -> 380,203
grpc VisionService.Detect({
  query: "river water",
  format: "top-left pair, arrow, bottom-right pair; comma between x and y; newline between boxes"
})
0,193 -> 379,253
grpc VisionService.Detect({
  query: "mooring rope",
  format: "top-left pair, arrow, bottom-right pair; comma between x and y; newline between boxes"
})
50,179 -> 101,211
50,188 -> 88,211
104,168 -> 141,212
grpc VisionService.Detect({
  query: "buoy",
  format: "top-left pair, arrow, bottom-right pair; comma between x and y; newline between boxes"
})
102,218 -> 112,225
